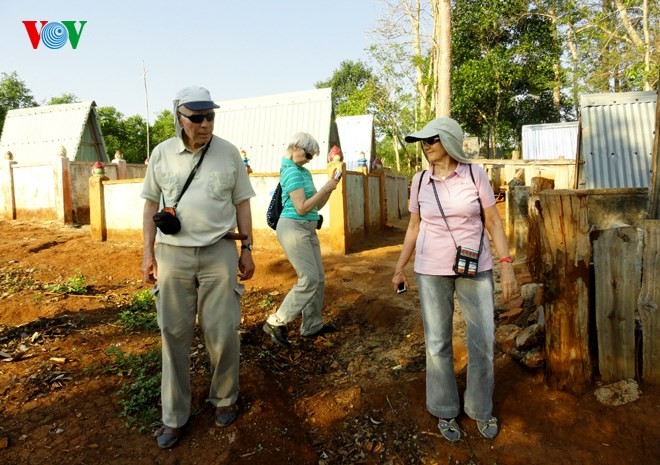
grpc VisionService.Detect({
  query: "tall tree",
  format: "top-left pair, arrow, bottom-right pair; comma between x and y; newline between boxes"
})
150,110 -> 175,150
315,60 -> 380,115
432,0 -> 452,117
452,0 -> 559,157
0,71 -> 37,137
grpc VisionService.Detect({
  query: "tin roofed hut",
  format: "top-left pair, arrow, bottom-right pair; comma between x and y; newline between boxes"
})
0,101 -> 108,163
213,88 -> 339,173
335,115 -> 376,171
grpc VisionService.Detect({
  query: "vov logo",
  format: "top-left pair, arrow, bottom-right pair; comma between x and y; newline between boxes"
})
22,21 -> 87,50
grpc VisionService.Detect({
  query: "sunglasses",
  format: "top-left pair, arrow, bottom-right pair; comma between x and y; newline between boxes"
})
178,111 -> 215,124
304,150 -> 314,160
421,136 -> 441,145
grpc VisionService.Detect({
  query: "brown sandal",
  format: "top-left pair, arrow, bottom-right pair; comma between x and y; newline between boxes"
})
154,425 -> 182,449
215,404 -> 238,427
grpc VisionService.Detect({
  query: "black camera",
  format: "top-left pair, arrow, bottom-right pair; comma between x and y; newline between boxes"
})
397,282 -> 407,294
153,207 -> 181,235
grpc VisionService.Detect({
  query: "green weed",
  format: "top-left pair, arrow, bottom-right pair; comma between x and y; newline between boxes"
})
106,346 -> 161,432
258,295 -> 274,309
45,271 -> 89,295
116,290 -> 158,331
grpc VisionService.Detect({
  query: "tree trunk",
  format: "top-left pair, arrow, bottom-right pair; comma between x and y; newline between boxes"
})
432,0 -> 452,117
539,190 -> 593,394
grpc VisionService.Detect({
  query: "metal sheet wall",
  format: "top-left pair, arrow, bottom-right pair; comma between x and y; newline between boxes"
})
579,91 -> 657,189
214,88 -> 338,174
522,122 -> 578,160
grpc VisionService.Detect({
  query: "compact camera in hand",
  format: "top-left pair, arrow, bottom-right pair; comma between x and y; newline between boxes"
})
397,282 -> 407,294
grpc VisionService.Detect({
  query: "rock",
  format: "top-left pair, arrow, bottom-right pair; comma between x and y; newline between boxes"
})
594,379 -> 641,406
519,283 -> 539,305
495,324 -> 521,351
521,348 -> 545,368
516,323 -> 543,350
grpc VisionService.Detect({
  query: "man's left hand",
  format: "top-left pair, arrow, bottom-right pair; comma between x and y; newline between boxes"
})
238,251 -> 255,280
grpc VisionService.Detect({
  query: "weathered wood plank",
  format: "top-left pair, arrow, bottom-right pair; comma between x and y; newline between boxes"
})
593,227 -> 640,382
639,220 -> 660,384
539,190 -> 592,394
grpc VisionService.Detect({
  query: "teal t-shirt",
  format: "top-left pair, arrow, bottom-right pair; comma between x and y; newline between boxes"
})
280,157 -> 319,221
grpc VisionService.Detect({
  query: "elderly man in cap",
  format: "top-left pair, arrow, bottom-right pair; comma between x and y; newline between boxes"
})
141,85 -> 256,449
391,117 -> 516,443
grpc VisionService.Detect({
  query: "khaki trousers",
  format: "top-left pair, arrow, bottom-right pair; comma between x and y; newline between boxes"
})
268,218 -> 325,335
155,240 -> 242,428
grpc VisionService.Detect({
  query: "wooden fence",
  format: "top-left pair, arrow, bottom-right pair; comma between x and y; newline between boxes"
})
509,186 -> 658,393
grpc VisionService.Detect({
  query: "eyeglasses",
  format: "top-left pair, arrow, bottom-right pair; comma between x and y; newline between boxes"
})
421,136 -> 441,145
178,111 -> 215,124
304,151 -> 314,160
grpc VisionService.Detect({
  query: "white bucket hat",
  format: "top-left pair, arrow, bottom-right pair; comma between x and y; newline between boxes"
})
405,117 -> 471,164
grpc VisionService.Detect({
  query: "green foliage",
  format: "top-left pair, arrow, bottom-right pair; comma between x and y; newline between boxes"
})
97,106 -> 151,163
47,93 -> 80,105
316,60 -> 379,115
150,110 -> 175,147
106,346 -> 161,432
0,71 -> 37,137
44,271 -> 89,295
258,295 -> 274,309
116,290 -> 158,331
452,0 -> 560,156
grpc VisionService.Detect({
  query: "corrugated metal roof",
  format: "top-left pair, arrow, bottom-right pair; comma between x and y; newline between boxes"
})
522,122 -> 578,160
336,115 -> 376,171
579,91 -> 657,189
0,101 -> 109,164
214,88 -> 339,173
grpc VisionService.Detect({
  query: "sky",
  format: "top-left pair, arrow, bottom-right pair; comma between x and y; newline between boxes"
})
1,0 -> 381,120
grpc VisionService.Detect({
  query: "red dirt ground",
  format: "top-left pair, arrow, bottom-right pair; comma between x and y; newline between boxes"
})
0,208 -> 658,465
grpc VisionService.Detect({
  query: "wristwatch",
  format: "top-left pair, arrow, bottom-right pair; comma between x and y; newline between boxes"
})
241,244 -> 253,252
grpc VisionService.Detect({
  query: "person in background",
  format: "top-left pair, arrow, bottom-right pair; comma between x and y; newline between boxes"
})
262,133 -> 340,348
391,117 -> 517,442
141,85 -> 256,449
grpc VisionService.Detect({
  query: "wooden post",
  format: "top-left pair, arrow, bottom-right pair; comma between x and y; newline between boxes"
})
639,220 -> 660,383
593,227 -> 640,382
509,186 -> 529,261
0,160 -> 16,220
378,170 -> 386,226
539,190 -> 593,394
89,175 -> 109,241
112,158 -> 128,179
53,156 -> 73,223
327,162 -> 346,254
527,179 -> 554,282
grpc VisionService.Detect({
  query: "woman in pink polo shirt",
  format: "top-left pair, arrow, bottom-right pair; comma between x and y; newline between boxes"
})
392,117 -> 517,442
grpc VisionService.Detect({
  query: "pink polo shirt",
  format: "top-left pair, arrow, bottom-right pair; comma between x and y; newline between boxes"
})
409,163 -> 496,276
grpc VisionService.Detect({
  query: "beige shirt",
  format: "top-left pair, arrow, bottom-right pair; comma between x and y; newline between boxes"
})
141,135 -> 255,247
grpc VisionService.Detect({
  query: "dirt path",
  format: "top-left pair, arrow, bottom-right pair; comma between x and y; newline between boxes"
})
0,217 -> 658,465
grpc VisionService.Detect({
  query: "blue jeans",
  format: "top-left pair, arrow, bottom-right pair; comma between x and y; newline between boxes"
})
416,271 -> 495,421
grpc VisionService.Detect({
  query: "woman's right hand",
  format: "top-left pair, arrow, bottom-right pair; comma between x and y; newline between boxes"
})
322,178 -> 339,194
391,270 -> 408,293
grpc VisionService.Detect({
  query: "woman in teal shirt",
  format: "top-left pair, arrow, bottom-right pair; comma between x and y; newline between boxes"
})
263,132 -> 340,347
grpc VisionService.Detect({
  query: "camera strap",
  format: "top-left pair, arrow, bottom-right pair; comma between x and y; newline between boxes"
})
429,164 -> 485,253
162,138 -> 212,209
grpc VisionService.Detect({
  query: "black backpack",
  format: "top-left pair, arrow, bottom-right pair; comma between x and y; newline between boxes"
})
266,183 -> 283,230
